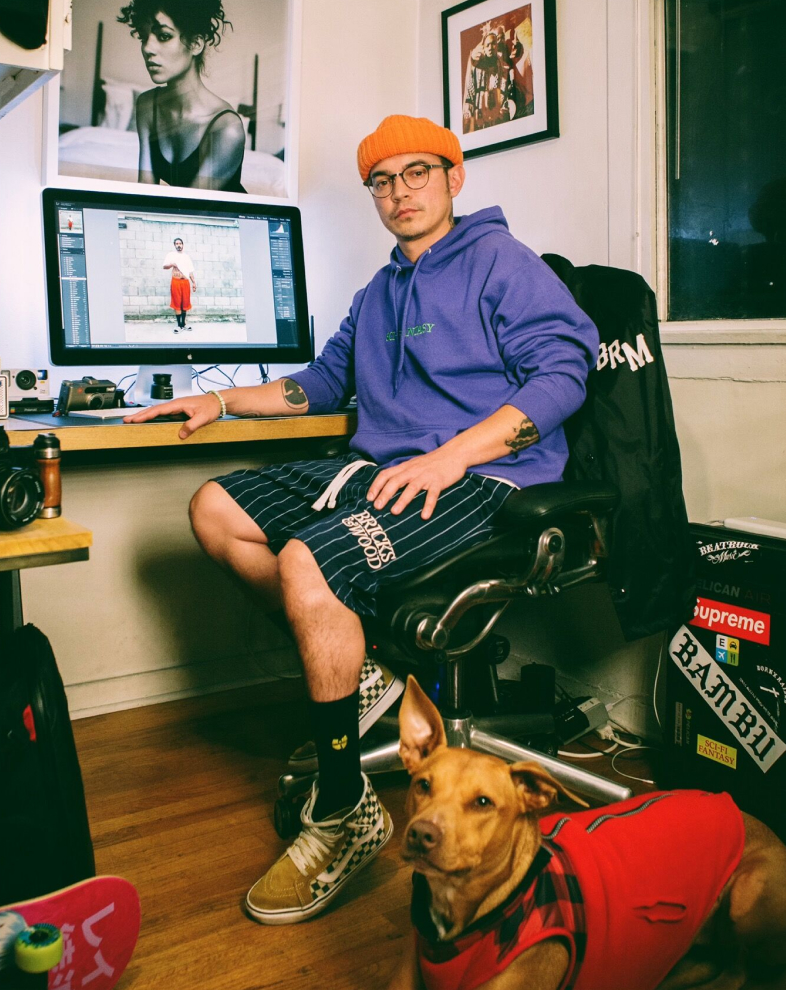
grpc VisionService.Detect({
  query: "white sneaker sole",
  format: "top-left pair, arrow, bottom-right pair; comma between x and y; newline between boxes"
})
244,815 -> 393,925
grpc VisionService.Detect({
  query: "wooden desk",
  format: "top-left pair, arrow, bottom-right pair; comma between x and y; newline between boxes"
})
0,516 -> 92,638
2,411 -> 355,452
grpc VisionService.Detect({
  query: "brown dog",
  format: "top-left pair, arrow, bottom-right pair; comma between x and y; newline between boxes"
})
388,676 -> 786,990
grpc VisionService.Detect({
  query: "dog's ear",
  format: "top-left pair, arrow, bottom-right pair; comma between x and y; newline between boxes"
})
508,761 -> 589,813
398,675 -> 447,774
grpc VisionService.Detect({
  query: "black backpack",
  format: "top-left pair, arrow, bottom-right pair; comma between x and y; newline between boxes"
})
0,624 -> 95,905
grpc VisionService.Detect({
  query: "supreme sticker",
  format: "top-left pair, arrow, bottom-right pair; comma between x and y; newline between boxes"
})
670,626 -> 785,772
691,597 -> 771,646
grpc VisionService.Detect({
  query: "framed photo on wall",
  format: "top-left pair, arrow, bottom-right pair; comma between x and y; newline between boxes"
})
442,0 -> 558,161
43,0 -> 301,203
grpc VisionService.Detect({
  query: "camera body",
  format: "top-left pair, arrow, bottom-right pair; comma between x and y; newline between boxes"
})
7,368 -> 50,402
7,368 -> 54,415
56,377 -> 117,415
0,428 -> 61,530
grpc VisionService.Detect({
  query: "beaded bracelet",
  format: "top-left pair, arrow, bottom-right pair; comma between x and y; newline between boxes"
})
208,390 -> 227,418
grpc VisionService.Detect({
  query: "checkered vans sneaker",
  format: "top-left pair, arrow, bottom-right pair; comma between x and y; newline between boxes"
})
245,773 -> 393,924
287,657 -> 404,774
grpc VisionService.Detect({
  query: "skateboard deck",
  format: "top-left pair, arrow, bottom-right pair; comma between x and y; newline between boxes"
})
0,876 -> 140,989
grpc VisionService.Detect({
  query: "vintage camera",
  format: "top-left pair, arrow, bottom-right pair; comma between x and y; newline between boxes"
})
0,427 -> 61,530
7,368 -> 50,401
6,368 -> 54,414
56,376 -> 117,414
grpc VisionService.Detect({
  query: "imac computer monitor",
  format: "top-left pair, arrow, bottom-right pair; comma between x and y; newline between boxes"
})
42,188 -> 312,379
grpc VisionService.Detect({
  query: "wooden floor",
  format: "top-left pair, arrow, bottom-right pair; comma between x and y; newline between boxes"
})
72,681 -> 655,990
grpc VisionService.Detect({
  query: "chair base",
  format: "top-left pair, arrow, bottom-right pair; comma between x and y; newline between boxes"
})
278,712 -> 632,806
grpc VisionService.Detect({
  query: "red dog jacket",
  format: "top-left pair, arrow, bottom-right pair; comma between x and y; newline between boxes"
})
413,790 -> 744,990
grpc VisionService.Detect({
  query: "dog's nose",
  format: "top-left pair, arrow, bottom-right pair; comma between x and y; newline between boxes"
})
407,818 -> 443,853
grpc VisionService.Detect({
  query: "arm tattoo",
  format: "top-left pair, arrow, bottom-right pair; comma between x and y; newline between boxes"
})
505,416 -> 540,452
282,378 -> 308,409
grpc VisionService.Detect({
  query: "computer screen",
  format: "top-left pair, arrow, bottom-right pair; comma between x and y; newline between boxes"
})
42,188 -> 312,367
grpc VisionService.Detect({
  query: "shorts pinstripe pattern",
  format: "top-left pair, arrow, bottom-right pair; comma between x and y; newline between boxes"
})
213,454 -> 513,617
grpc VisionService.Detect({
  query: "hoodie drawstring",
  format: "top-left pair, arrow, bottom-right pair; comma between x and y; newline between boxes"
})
393,249 -> 429,396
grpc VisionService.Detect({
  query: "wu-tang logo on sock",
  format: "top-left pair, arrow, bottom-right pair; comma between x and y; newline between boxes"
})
331,735 -> 348,751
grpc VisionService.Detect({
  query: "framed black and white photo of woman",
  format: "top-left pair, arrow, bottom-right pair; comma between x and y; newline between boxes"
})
44,0 -> 300,202
442,0 -> 558,161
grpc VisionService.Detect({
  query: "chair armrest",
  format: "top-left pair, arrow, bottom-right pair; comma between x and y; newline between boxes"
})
499,481 -> 619,528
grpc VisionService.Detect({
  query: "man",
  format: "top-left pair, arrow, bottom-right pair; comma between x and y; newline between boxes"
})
463,25 -> 510,131
125,114 -> 598,925
163,236 -> 196,333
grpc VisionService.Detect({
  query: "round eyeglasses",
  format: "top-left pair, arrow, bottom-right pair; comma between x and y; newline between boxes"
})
364,163 -> 451,198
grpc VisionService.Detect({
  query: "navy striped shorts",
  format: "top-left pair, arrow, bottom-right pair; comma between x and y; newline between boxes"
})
213,454 -> 514,617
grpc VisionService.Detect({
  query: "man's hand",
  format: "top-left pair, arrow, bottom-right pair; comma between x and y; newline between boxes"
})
366,447 -> 468,520
122,393 -> 222,440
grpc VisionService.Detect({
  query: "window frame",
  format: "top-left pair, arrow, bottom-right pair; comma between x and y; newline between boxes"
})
653,0 -> 786,344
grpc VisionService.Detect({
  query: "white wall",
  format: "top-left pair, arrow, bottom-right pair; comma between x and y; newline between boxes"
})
0,0 -> 418,716
419,0 -> 610,264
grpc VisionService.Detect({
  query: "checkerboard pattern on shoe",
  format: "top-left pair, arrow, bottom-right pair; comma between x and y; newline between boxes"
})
245,773 -> 393,925
287,657 -> 404,774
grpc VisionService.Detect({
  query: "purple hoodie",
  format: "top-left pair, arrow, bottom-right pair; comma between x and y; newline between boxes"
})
288,207 -> 598,488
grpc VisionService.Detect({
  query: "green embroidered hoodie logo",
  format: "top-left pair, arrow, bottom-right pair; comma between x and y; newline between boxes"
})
386,322 -> 435,343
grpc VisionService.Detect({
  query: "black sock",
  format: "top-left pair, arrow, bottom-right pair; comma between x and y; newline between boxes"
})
310,690 -> 362,821
180,312 -> 186,326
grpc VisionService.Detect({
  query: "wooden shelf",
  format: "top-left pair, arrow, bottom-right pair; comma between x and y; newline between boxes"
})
0,516 -> 92,571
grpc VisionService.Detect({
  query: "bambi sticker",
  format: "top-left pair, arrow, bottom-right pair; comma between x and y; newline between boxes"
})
670,626 -> 785,772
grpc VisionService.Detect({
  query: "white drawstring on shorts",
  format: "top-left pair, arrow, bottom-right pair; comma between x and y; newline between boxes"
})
311,459 -> 376,511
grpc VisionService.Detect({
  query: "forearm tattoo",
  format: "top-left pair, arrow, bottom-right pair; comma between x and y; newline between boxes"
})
282,378 -> 308,408
505,416 -> 540,452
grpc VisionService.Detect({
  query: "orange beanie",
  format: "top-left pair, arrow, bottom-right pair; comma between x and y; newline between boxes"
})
357,115 -> 463,181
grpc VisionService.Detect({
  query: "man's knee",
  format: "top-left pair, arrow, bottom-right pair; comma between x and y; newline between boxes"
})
278,539 -> 317,577
278,540 -> 331,600
190,481 -> 266,555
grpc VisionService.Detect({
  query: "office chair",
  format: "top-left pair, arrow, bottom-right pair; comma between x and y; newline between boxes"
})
275,257 -> 695,833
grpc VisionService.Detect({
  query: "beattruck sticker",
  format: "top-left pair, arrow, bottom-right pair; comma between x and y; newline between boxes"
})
691,597 -> 771,646
670,626 -> 785,772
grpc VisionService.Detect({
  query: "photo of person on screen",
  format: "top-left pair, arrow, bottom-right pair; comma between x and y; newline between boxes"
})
164,237 -> 197,332
118,0 -> 247,192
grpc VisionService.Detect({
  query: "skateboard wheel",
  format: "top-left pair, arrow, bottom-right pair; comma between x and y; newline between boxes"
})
15,924 -> 64,974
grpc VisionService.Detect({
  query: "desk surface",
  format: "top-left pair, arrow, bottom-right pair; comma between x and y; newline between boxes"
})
3,411 -> 355,452
0,516 -> 92,572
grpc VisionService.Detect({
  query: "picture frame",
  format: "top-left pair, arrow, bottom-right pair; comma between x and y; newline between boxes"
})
441,0 -> 558,161
43,0 -> 302,205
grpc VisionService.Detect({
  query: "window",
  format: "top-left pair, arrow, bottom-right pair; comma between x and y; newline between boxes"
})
664,0 -> 786,322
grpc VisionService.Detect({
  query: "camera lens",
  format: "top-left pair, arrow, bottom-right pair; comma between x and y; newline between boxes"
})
151,373 -> 174,401
0,468 -> 45,530
15,370 -> 37,391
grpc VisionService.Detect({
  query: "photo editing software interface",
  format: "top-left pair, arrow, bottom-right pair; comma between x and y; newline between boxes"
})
53,198 -> 300,352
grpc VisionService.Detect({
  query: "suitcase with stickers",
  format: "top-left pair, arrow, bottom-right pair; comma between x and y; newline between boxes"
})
0,624 -> 96,907
664,524 -> 786,840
